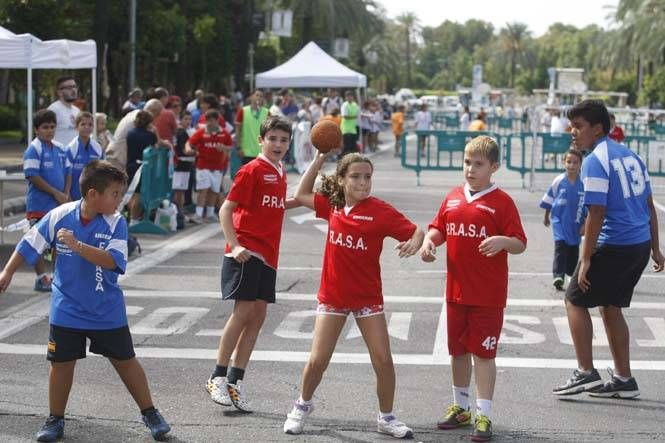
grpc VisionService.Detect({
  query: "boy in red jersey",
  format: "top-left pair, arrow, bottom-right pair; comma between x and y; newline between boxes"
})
419,136 -> 526,442
283,152 -> 424,439
205,116 -> 299,412
186,109 -> 233,222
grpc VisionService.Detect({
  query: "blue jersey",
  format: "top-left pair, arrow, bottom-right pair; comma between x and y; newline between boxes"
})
582,136 -> 651,246
16,201 -> 129,329
23,137 -> 71,214
67,136 -> 105,200
540,173 -> 586,245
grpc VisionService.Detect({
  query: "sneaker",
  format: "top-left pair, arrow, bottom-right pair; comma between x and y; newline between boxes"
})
471,414 -> 492,442
35,415 -> 64,442
553,368 -> 603,395
226,381 -> 252,412
437,404 -> 471,429
34,275 -> 52,292
141,408 -> 171,441
189,215 -> 204,225
206,376 -> 232,406
283,401 -> 314,435
206,215 -> 219,223
588,368 -> 640,399
553,277 -> 564,291
377,414 -> 413,439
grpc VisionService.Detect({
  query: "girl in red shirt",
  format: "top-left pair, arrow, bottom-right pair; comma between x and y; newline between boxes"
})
283,152 -> 424,439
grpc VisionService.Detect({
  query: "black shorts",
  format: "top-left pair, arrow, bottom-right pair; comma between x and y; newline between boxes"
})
221,255 -> 276,303
47,324 -> 136,362
566,241 -> 651,308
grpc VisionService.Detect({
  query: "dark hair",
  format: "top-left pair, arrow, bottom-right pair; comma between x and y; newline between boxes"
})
260,115 -> 292,138
80,160 -> 128,197
134,110 -> 153,129
205,109 -> 220,121
75,111 -> 94,126
146,87 -> 169,101
181,110 -> 192,118
202,93 -> 219,109
34,109 -> 56,128
56,76 -> 75,89
565,148 -> 583,162
566,99 -> 610,135
318,153 -> 373,208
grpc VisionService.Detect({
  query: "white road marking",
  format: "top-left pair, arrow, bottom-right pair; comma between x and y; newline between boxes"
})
637,318 -> 665,347
0,298 -> 50,341
131,307 -> 210,335
552,316 -> 609,346
415,269 -> 665,280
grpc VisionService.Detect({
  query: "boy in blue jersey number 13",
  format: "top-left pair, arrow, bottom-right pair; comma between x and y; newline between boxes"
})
553,100 -> 664,398
0,161 -> 171,442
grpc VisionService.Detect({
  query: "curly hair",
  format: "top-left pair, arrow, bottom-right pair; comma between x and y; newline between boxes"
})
318,153 -> 373,208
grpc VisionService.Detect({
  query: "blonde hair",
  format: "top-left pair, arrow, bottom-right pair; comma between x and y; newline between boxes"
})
318,153 -> 373,208
464,135 -> 499,164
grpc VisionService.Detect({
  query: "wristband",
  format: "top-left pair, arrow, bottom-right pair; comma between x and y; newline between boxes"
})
77,240 -> 83,254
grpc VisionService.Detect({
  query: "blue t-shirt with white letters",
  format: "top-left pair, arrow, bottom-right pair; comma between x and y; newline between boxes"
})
23,137 -> 71,214
540,173 -> 586,245
581,136 -> 651,246
16,200 -> 129,330
67,137 -> 105,200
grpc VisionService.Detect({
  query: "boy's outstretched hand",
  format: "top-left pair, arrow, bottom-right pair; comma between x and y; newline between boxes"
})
653,249 -> 665,272
395,239 -> 418,258
419,239 -> 437,262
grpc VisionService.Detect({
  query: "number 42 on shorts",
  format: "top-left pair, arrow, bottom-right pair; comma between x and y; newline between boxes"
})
481,336 -> 497,350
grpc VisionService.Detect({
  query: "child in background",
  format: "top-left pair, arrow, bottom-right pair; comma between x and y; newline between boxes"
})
608,113 -> 625,143
0,161 -> 170,442
23,109 -> 72,292
391,105 -> 405,157
419,136 -> 526,442
370,100 -> 383,152
172,111 -> 195,222
95,112 -> 115,152
540,149 -> 586,290
283,152 -> 424,439
67,112 -> 105,201
186,109 -> 233,223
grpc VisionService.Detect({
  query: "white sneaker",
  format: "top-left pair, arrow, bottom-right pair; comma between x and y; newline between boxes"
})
205,376 -> 231,406
377,414 -> 413,439
226,381 -> 252,412
283,401 -> 314,435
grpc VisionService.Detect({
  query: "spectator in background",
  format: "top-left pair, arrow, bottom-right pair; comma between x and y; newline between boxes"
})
281,92 -> 299,120
48,76 -> 81,146
67,112 -> 104,201
340,90 -> 359,156
187,89 -> 204,113
609,113 -> 625,143
468,113 -> 487,131
236,90 -> 268,164
359,101 -> 372,153
370,100 -> 383,152
219,94 -> 235,129
321,108 -> 341,127
167,96 -> 183,125
322,89 -> 342,116
150,88 -> 177,145
172,111 -> 195,223
391,104 -> 405,157
415,103 -> 433,156
122,88 -> 144,116
550,110 -> 569,135
192,93 -> 220,129
95,113 -> 115,152
309,96 -> 323,124
270,97 -> 285,118
460,106 -> 471,130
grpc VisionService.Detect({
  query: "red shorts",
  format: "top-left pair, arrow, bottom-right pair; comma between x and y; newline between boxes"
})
447,303 -> 504,359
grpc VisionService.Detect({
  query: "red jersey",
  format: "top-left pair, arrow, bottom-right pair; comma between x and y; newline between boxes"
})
315,193 -> 417,309
188,127 -> 232,171
429,184 -> 526,308
224,155 -> 287,268
197,114 -> 227,129
609,125 -> 625,143
153,109 -> 177,142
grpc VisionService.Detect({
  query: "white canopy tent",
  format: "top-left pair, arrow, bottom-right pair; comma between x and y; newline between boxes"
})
256,41 -> 366,88
0,25 -> 97,138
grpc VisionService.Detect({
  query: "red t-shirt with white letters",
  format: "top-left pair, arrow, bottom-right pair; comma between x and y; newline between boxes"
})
224,155 -> 287,268
429,184 -> 526,307
314,193 -> 417,309
188,127 -> 232,171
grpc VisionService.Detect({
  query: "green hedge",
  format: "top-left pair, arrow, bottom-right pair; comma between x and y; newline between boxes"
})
0,105 -> 20,131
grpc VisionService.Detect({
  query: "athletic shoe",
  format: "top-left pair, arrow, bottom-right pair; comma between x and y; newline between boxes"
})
553,277 -> 564,290
206,376 -> 232,406
142,408 -> 171,441
553,368 -> 603,395
226,381 -> 252,412
588,368 -> 640,399
189,215 -> 204,225
35,415 -> 64,442
377,414 -> 413,439
34,275 -> 52,292
205,214 -> 219,223
471,414 -> 492,442
283,401 -> 314,435
437,404 -> 471,429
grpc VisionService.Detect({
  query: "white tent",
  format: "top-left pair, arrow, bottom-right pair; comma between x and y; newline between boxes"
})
256,41 -> 366,88
0,25 -> 97,136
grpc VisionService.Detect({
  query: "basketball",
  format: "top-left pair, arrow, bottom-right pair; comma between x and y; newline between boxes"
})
310,120 -> 342,153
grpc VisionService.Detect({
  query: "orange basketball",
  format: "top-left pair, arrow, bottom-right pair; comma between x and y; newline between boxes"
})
310,119 -> 342,153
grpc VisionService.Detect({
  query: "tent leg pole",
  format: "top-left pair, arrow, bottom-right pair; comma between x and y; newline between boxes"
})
92,68 -> 97,137
356,87 -> 363,153
27,68 -> 33,141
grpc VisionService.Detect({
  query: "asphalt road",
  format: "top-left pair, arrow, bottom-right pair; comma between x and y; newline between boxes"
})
1,139 -> 665,442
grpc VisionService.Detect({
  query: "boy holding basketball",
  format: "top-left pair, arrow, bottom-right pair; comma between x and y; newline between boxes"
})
419,136 -> 526,441
205,116 -> 300,412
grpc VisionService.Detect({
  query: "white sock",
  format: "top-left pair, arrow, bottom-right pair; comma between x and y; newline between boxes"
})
36,273 -> 48,280
206,206 -> 216,217
297,396 -> 312,406
476,399 -> 492,419
614,373 -> 631,382
379,410 -> 394,420
195,206 -> 204,217
453,385 -> 470,410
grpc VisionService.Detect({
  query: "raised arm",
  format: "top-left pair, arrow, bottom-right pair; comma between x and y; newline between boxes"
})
294,152 -> 327,210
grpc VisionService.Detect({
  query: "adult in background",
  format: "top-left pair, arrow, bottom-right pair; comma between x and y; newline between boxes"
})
340,90 -> 359,156
48,76 -> 81,146
236,90 -> 268,164
187,89 -> 204,113
322,89 -> 342,116
122,88 -> 144,116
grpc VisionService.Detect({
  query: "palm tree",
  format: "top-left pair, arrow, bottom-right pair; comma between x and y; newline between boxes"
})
396,12 -> 419,86
501,22 -> 530,88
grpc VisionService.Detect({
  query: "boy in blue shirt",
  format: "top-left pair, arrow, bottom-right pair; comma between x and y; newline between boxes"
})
540,149 -> 586,290
67,111 -> 105,200
23,109 -> 72,291
553,100 -> 664,398
0,160 -> 171,442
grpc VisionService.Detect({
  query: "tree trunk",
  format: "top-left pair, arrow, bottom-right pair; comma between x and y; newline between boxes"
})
93,0 -> 111,111
406,27 -> 411,85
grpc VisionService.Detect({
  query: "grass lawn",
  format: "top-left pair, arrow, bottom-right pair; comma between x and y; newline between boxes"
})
0,130 -> 21,140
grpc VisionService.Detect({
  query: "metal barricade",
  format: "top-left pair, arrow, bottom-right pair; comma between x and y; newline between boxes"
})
129,146 -> 172,235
